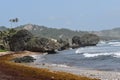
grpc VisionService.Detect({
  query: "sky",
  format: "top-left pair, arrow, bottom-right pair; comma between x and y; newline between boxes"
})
0,0 -> 120,31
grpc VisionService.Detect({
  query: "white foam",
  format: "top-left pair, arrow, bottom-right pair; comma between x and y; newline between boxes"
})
98,41 -> 107,44
107,41 -> 120,46
75,47 -> 97,54
31,53 -> 48,58
51,63 -> 69,68
97,40 -> 120,47
111,43 -> 120,47
83,53 -> 110,57
75,48 -> 84,54
113,53 -> 120,58
83,52 -> 120,58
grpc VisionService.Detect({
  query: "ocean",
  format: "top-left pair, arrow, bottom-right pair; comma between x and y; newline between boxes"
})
33,40 -> 120,72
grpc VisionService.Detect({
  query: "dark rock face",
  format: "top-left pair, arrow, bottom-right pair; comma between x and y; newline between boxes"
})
0,45 -> 5,50
60,43 -> 69,50
72,34 -> 99,47
26,37 -> 60,53
9,29 -> 60,53
9,29 -> 33,51
80,34 -> 100,46
72,36 -> 81,46
13,56 -> 36,63
57,39 -> 70,51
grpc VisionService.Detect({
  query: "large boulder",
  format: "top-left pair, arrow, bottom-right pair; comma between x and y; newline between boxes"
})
80,34 -> 99,46
26,37 -> 60,53
9,29 -> 33,51
72,34 -> 99,47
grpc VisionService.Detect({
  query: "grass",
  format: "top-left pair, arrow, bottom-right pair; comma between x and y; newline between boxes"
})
0,53 -> 100,80
0,49 -> 7,52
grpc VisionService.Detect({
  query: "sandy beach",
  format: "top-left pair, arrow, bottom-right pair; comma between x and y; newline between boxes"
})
1,51 -> 120,80
0,51 -> 98,80
26,54 -> 120,80
0,51 -> 13,56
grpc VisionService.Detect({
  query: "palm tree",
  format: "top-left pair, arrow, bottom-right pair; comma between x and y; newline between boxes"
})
15,18 -> 19,27
9,19 -> 13,28
9,18 -> 19,28
15,18 -> 19,22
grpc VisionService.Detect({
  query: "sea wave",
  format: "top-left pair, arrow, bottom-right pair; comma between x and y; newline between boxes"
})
97,41 -> 120,47
108,42 -> 120,46
75,47 -> 113,54
75,47 -> 97,54
51,63 -> 70,67
31,53 -> 48,62
83,52 -> 120,58
31,53 -> 48,58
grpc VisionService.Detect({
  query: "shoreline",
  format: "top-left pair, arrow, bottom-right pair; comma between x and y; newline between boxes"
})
27,62 -> 120,80
0,51 -> 14,56
26,53 -> 120,80
2,51 -> 120,80
0,51 -> 98,80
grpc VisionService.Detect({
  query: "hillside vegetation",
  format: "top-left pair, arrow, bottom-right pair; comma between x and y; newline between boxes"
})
1,24 -> 120,40
16,24 -> 89,40
91,28 -> 120,40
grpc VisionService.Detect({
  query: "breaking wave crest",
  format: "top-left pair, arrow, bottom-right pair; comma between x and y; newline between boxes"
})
107,41 -> 120,46
83,52 -> 120,58
75,41 -> 120,58
51,63 -> 70,67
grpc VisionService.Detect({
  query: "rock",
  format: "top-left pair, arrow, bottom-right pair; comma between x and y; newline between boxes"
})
57,39 -> 70,51
9,29 -> 33,51
72,36 -> 81,47
26,37 -> 60,53
0,44 -> 5,50
9,29 -> 60,53
72,33 -> 99,47
13,56 -> 36,63
80,34 -> 100,46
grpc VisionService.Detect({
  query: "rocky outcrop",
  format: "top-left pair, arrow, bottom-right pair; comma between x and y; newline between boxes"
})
72,36 -> 81,46
72,34 -> 99,47
9,29 -> 99,53
25,37 -> 60,53
9,29 -> 60,53
9,29 -> 33,51
80,34 -> 100,46
57,39 -> 70,51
